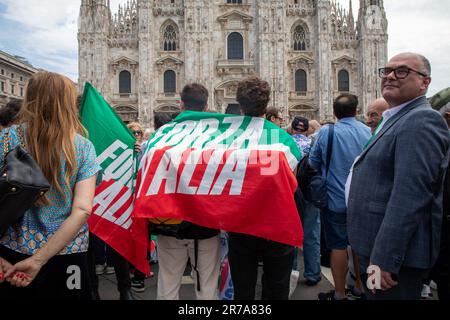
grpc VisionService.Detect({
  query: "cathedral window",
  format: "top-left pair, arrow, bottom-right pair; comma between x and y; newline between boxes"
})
164,70 -> 176,94
119,70 -> 132,94
228,32 -> 244,60
226,0 -> 243,4
338,70 -> 350,92
295,69 -> 307,93
163,24 -> 178,51
293,26 -> 307,51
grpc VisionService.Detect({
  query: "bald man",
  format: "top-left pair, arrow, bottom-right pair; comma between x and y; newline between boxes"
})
307,120 -> 322,137
347,52 -> 450,300
366,98 -> 389,134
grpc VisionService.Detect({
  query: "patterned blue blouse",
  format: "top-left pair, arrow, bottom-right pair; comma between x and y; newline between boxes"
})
292,133 -> 312,155
0,125 -> 100,255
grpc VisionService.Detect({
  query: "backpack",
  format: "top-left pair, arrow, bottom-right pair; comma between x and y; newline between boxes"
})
295,125 -> 334,211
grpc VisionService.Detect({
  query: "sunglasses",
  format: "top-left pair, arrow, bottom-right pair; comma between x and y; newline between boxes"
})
133,130 -> 143,136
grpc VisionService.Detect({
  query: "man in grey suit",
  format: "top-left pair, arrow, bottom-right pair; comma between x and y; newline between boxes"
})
347,52 -> 450,300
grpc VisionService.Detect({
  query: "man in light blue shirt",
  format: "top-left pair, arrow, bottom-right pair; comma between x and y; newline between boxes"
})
310,93 -> 371,300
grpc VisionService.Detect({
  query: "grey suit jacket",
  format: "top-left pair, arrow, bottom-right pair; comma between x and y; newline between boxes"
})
347,96 -> 450,274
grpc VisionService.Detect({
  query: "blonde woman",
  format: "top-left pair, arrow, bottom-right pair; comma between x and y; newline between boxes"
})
0,72 -> 100,299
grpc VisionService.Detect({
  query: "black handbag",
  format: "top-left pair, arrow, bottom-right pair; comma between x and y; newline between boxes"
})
0,126 -> 51,236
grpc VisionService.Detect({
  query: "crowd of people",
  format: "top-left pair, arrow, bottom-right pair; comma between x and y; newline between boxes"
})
0,52 -> 449,301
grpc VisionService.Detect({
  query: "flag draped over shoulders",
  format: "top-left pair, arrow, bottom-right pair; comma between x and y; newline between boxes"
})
133,111 -> 303,247
79,82 -> 150,275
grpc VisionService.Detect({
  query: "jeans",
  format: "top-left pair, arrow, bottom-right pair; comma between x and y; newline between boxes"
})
92,234 -> 114,266
88,235 -> 131,293
302,202 -> 321,282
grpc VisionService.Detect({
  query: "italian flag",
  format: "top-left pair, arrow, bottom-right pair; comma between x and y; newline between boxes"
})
79,82 -> 150,276
133,111 -> 304,247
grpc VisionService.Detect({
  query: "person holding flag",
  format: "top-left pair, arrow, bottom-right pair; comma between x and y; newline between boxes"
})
147,83 -> 221,300
133,75 -> 303,300
79,82 -> 151,300
226,76 -> 302,300
127,121 -> 155,293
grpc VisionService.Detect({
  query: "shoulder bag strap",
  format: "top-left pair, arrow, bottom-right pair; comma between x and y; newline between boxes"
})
16,125 -> 26,148
310,135 -> 317,148
2,130 -> 10,163
325,124 -> 334,175
2,126 -> 26,163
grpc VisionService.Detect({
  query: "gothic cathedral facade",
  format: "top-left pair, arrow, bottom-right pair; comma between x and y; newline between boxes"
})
78,0 -> 388,127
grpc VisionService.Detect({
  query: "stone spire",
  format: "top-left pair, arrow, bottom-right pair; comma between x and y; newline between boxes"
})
110,0 -> 138,47
330,0 -> 356,43
348,0 -> 355,30
356,0 -> 388,113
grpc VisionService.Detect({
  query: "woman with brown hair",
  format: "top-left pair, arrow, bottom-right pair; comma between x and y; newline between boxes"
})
0,72 -> 100,299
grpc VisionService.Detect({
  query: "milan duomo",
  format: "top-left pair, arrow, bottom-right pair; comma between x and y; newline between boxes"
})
78,0 -> 388,127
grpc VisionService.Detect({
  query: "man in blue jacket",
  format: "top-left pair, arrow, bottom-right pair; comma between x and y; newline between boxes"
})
347,53 -> 450,300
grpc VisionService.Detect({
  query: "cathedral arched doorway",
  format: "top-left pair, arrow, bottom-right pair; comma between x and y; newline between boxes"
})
153,105 -> 181,128
114,105 -> 138,124
214,80 -> 241,113
225,103 -> 241,115
288,105 -> 318,124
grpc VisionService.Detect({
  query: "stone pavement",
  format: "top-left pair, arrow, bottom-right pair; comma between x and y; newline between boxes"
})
98,252 -> 335,300
98,253 -> 439,300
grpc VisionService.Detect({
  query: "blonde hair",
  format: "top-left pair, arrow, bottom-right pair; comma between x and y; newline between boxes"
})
20,72 -> 86,205
309,120 -> 322,132
127,122 -> 143,132
127,122 -> 144,143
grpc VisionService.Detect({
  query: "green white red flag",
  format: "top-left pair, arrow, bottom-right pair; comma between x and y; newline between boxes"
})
133,111 -> 304,247
79,82 -> 150,276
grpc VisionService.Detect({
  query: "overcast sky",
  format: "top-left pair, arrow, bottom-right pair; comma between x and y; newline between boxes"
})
0,0 -> 448,96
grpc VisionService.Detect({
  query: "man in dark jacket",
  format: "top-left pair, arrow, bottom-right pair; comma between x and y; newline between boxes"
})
347,53 -> 450,300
